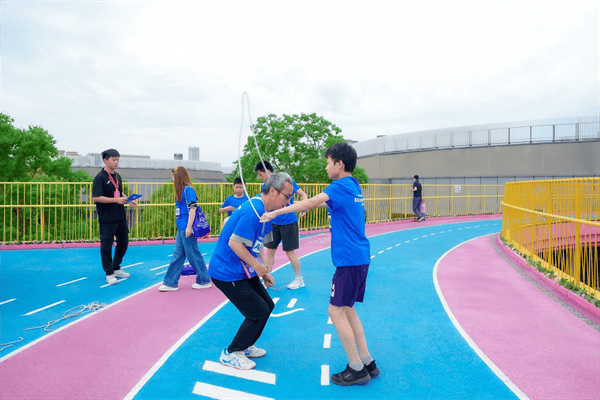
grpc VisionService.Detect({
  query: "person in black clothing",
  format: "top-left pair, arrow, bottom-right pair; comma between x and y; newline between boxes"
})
92,149 -> 138,285
410,174 -> 424,222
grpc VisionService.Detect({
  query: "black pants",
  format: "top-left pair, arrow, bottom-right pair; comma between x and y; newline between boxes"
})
212,276 -> 275,353
99,219 -> 129,276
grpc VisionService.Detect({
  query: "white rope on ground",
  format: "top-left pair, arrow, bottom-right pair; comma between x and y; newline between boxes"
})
0,338 -> 23,352
23,301 -> 107,333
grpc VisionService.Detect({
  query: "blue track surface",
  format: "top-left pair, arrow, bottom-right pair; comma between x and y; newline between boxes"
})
130,219 -> 518,399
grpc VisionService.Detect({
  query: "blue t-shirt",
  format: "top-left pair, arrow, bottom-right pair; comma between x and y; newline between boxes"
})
323,176 -> 371,267
260,180 -> 300,225
175,186 -> 197,230
221,194 -> 249,216
209,196 -> 273,282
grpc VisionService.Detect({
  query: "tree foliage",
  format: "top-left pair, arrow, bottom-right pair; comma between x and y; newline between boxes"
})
230,113 -> 369,184
0,113 -> 91,182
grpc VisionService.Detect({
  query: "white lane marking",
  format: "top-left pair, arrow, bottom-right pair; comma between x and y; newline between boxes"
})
24,300 -> 66,316
2,282 -> 163,364
474,225 -> 480,228
167,254 -> 173,257
321,365 -> 330,385
422,235 -> 428,238
123,262 -> 143,269
202,253 -> 207,256
192,382 -> 274,400
151,264 -> 170,271
327,317 -> 332,324
56,277 -> 87,287
100,278 -> 127,288
405,240 -> 411,243
386,247 -> 392,250
433,234 -> 528,400
448,229 -> 453,231
323,334 -> 332,349
484,224 -> 489,226
202,360 -> 276,384
287,298 -> 297,308
124,299 -> 230,400
430,233 -> 436,236
440,231 -> 445,233
395,243 -> 401,246
457,228 -> 462,230
378,250 -> 384,254
273,297 -> 280,305
155,270 -> 167,276
413,238 -> 419,241
0,298 -> 16,306
270,309 -> 304,318
370,255 -> 376,259
465,227 -> 471,229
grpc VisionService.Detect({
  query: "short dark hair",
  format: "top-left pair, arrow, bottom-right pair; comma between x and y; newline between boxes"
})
254,160 -> 273,173
414,175 -> 419,180
101,149 -> 120,160
233,177 -> 243,185
325,142 -> 357,172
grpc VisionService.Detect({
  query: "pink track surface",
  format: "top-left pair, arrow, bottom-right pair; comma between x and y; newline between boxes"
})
437,234 -> 600,400
0,215 -> 506,400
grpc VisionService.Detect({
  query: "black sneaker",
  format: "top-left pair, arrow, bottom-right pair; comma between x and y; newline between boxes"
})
364,360 -> 380,377
331,364 -> 371,386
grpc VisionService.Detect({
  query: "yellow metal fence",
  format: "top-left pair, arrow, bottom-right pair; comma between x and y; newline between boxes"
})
502,178 -> 600,301
1,182 -> 503,243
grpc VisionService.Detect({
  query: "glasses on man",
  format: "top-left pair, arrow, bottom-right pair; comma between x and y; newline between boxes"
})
276,188 -> 293,202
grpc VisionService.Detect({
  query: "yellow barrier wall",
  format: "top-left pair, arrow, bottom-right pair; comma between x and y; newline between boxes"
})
502,178 -> 600,300
1,182 -> 503,243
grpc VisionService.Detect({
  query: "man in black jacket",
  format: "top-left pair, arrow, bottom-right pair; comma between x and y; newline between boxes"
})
92,149 -> 137,285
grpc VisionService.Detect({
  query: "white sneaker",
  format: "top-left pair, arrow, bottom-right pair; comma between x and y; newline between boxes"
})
287,276 -> 305,290
244,345 -> 267,358
158,284 -> 179,292
106,274 -> 118,285
219,349 -> 256,370
113,269 -> 130,278
192,282 -> 212,289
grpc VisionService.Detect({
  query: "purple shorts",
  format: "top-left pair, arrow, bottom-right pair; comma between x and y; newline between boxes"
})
330,265 -> 369,307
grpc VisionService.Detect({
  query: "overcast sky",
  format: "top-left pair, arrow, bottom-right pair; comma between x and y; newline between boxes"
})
2,0 -> 598,168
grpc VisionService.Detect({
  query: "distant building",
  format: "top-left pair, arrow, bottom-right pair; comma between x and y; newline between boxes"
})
63,153 -> 226,183
174,153 -> 183,160
189,147 -> 200,161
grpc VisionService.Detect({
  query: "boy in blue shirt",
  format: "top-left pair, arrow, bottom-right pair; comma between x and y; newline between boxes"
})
261,143 -> 379,386
210,172 -> 296,370
219,177 -> 249,217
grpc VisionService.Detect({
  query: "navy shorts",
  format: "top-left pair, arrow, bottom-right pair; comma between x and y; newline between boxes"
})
330,264 -> 369,307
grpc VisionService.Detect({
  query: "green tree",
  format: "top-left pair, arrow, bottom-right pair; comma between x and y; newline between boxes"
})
230,113 -> 369,184
0,112 -> 90,182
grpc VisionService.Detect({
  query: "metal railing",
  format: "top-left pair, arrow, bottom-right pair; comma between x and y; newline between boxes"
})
502,178 -> 600,301
0,182 -> 504,243
354,116 -> 599,158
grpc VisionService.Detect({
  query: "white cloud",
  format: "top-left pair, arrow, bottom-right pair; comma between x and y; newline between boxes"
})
2,0 -> 597,168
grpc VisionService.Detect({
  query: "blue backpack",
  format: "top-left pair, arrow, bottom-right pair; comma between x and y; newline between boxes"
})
184,187 -> 211,238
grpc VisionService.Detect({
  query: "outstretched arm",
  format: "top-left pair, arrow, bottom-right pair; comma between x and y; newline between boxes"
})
261,192 -> 330,222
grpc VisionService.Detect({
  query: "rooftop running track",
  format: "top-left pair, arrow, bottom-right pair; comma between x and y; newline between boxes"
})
0,216 -> 598,400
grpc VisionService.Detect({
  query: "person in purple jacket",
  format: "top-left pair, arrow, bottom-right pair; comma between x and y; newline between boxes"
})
261,143 -> 379,386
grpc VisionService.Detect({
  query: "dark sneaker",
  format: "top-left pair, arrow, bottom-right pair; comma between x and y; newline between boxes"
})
365,360 -> 380,377
331,364 -> 371,386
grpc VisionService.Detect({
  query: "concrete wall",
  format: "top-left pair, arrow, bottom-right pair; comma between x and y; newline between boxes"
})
357,141 -> 600,184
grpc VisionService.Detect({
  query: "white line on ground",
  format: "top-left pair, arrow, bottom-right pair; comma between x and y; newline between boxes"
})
0,298 -> 16,306
202,253 -> 207,256
370,255 -> 376,259
287,299 -> 297,308
192,381 -> 274,400
202,360 -> 276,384
321,365 -> 330,385
386,247 -> 392,250
56,277 -> 87,287
448,229 -> 453,231
123,262 -> 143,269
378,250 -> 384,254
457,228 -> 462,230
323,334 -> 331,349
422,235 -> 428,237
150,264 -> 170,271
465,227 -> 471,229
167,254 -> 173,257
155,270 -> 167,276
475,225 -> 480,228
24,300 -> 66,316
440,231 -> 445,233
413,238 -> 419,240
327,317 -> 332,324
430,233 -> 436,235
100,278 -> 127,288
405,240 -> 411,243
273,297 -> 280,305
395,243 -> 401,246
